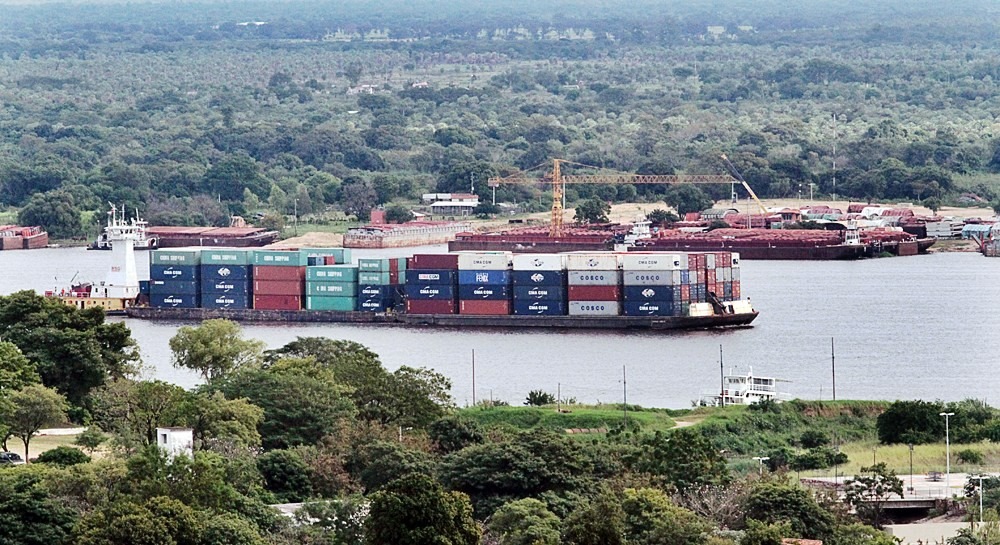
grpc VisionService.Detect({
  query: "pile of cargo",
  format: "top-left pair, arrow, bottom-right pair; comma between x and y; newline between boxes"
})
404,254 -> 459,315
149,249 -> 201,308
0,225 -> 48,250
201,249 -> 252,309
252,250 -> 307,311
458,252 -> 512,315
565,253 -> 621,316
357,258 -> 406,312
511,254 -> 566,316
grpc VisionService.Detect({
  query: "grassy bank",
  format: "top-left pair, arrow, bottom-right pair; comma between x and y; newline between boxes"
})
458,404 -> 678,435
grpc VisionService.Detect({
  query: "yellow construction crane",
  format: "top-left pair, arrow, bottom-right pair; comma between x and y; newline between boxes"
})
488,158 -> 762,237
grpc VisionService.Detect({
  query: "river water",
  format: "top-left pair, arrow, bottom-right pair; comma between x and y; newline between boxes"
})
1,246 -> 997,408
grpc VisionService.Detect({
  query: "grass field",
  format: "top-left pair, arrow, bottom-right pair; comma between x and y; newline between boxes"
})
806,440 -> 1000,477
459,404 -> 677,435
5,432 -> 82,461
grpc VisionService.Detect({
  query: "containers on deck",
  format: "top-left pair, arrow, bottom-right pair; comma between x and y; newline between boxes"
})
355,257 -> 406,312
405,254 -> 459,314
457,252 -> 512,315
566,252 -> 621,316
251,250 -> 304,310
201,249 -> 252,309
149,249 -> 201,308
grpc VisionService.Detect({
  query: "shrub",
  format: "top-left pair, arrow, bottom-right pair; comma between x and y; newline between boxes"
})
799,430 -> 830,448
35,446 -> 91,466
957,449 -> 984,465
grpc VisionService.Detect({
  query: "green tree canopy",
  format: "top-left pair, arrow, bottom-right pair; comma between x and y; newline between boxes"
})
573,197 -> 611,224
664,185 -> 714,216
169,319 -> 265,382
17,189 -> 83,239
364,473 -> 480,545
2,385 -> 68,460
486,498 -> 561,545
744,483 -> 835,540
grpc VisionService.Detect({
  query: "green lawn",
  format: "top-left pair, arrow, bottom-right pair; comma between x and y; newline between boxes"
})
458,404 -> 676,435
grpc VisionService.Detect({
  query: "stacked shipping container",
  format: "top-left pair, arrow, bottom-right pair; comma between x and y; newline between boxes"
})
357,257 -> 407,312
149,249 -> 201,308
251,250 -> 305,310
200,249 -> 252,310
511,254 -> 566,316
620,253 -> 682,317
457,252 -> 513,315
404,254 -> 459,314
305,265 -> 359,311
565,253 -> 622,316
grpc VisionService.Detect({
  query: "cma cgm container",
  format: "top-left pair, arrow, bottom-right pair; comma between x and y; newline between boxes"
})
621,251 -> 682,317
511,253 -> 567,316
457,251 -> 512,315
405,255 -> 458,314
149,293 -> 200,308
355,258 -> 406,312
202,293 -> 250,310
199,250 -> 253,309
150,249 -> 203,308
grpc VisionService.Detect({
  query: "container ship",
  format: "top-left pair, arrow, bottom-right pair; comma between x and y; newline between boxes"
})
0,225 -> 48,250
118,247 -> 757,331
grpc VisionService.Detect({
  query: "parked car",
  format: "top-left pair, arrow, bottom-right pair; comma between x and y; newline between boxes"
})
0,451 -> 25,465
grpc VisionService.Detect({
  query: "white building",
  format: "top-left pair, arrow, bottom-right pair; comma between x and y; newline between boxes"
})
156,427 -> 194,460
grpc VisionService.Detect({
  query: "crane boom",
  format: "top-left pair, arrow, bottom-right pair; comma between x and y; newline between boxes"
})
488,159 -> 736,237
719,154 -> 770,217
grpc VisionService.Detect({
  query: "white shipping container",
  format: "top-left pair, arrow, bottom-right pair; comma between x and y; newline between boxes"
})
620,253 -> 683,271
706,253 -> 716,269
689,302 -> 715,317
623,271 -> 675,286
564,253 -> 620,271
568,300 -> 621,316
722,267 -> 732,281
457,252 -> 512,270
512,253 -> 565,271
567,270 -> 620,286
732,253 -> 741,268
732,268 -> 740,281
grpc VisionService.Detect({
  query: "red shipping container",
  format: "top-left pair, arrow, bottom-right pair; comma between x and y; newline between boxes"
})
459,300 -> 511,315
389,271 -> 399,284
324,256 -> 337,265
707,270 -> 716,283
253,280 -> 304,296
733,281 -> 741,299
567,285 -> 620,301
408,254 -> 459,270
406,299 -> 457,314
253,266 -> 305,281
680,284 -> 691,301
253,294 -> 302,310
390,258 -> 400,273
687,254 -> 698,270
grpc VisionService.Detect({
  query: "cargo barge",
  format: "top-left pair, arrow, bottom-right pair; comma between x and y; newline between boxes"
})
0,225 -> 48,250
343,221 -> 471,248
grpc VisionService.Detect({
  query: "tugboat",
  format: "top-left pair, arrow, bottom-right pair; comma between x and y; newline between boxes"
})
88,208 -> 157,250
50,205 -> 141,314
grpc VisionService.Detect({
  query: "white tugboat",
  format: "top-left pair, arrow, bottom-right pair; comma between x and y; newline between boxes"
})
88,208 -> 157,250
703,367 -> 792,406
51,205 -> 141,313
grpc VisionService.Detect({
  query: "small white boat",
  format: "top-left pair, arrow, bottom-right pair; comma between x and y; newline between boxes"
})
89,208 -> 157,250
702,366 -> 792,406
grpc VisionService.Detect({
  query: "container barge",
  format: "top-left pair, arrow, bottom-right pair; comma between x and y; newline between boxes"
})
0,225 -> 48,250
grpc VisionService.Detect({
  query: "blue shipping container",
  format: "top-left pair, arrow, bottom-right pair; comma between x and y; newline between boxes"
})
512,285 -> 565,301
458,284 -> 510,300
512,300 -> 566,316
150,265 -> 200,282
511,270 -> 567,286
150,294 -> 200,308
358,298 -> 391,312
149,280 -> 200,295
201,279 -> 251,294
138,280 -> 150,295
201,294 -> 250,309
457,270 -> 510,286
358,285 -> 388,298
200,265 -> 250,281
404,284 -> 456,300
623,301 -> 675,316
405,270 -> 458,285
680,270 -> 691,283
622,285 -> 675,302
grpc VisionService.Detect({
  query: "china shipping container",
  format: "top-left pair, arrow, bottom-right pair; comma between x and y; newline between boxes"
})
305,266 -> 359,282
306,282 -> 356,297
305,296 -> 357,311
253,266 -> 305,282
252,250 -> 306,267
150,249 -> 202,266
201,249 -> 252,266
253,294 -> 302,310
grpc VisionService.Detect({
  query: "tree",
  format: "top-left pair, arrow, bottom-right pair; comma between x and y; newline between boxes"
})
876,400 -> 944,444
3,385 -> 68,460
923,197 -> 942,214
561,493 -> 625,545
428,415 -> 484,454
620,487 -> 711,545
365,473 -> 480,545
799,429 -> 830,448
258,449 -> 314,503
293,496 -> 368,545
0,468 -> 78,545
646,209 -> 679,224
664,185 -> 714,216
384,204 -> 414,223
17,190 -> 84,239
169,319 -> 265,382
348,441 -> 436,493
75,426 -> 107,455
0,340 -> 40,393
741,519 -> 791,545
844,463 -> 904,528
35,446 -> 91,466
202,153 -> 269,202
183,391 -> 264,451
341,179 -> 378,220
633,429 -> 729,491
89,379 -> 188,449
573,197 -> 611,223
344,61 -> 364,87
486,498 -> 561,545
524,390 -> 557,406
744,483 -> 835,540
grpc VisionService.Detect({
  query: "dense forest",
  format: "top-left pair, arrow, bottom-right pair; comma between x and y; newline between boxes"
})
2,0 -> 1000,238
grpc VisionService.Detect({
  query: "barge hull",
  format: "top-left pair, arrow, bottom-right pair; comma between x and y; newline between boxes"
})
125,307 -> 757,330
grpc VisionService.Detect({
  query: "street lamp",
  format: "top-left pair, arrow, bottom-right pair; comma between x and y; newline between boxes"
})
940,412 -> 955,495
908,444 -> 914,496
976,474 -> 986,526
752,456 -> 770,476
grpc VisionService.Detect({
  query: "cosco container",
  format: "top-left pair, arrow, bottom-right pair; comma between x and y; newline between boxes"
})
253,266 -> 304,282
150,293 -> 200,308
253,294 -> 302,310
305,296 -> 357,311
359,271 -> 392,285
623,301 -> 675,316
202,294 -> 250,309
201,279 -> 251,294
406,299 -> 457,314
564,253 -> 620,271
253,280 -> 304,296
306,282 -> 356,297
404,284 -> 456,300
305,266 -> 359,282
150,265 -> 200,282
512,285 -> 564,301
567,285 -> 620,301
511,270 -> 567,286
405,270 -> 457,285
457,285 -> 510,300
300,248 -> 351,265
150,249 -> 201,266
252,250 -> 306,267
566,270 -> 619,286
457,252 -> 512,270
567,300 -> 621,316
457,270 -> 510,286
200,249 -> 251,266
623,285 -> 675,302
623,271 -> 675,286
200,265 -> 250,281
511,253 -> 565,271
620,253 -> 683,271
149,280 -> 199,295
512,300 -> 566,316
407,254 -> 459,270
459,300 -> 511,315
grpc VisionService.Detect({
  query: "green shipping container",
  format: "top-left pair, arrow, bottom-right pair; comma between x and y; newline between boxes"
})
253,250 -> 305,267
150,249 -> 201,266
300,248 -> 352,264
359,271 -> 391,284
306,266 -> 359,282
306,296 -> 358,311
201,249 -> 252,266
358,258 -> 390,272
306,281 -> 357,296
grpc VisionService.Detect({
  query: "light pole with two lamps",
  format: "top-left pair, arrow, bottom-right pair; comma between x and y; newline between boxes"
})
752,456 -> 770,476
940,412 -> 955,495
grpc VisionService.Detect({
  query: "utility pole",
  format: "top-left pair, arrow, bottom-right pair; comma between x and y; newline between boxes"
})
720,344 -> 725,408
557,382 -> 561,413
832,113 -> 838,202
471,349 -> 476,406
470,173 -> 476,195
831,337 -> 836,401
622,365 -> 628,431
